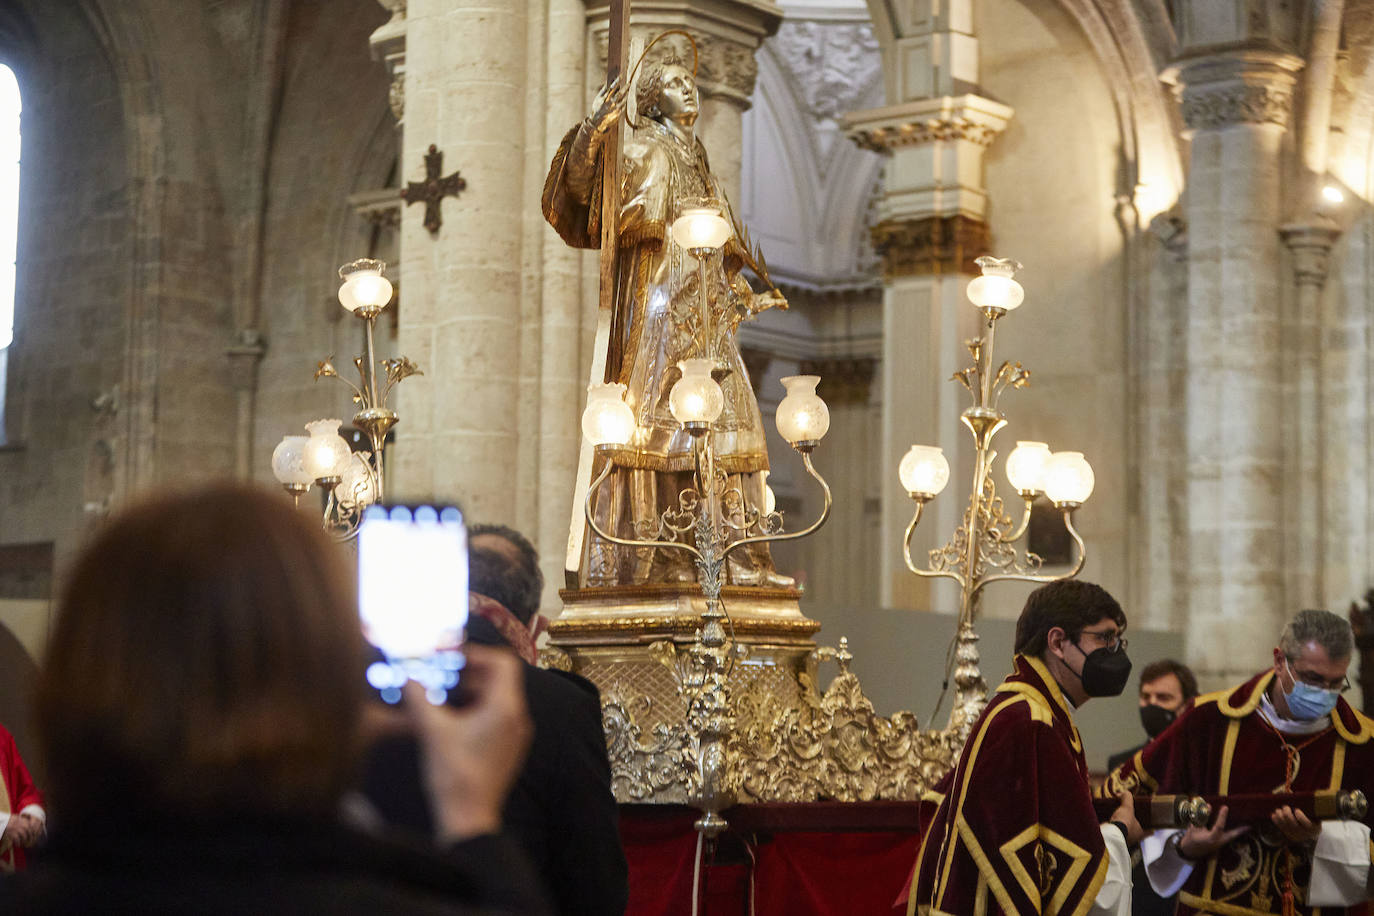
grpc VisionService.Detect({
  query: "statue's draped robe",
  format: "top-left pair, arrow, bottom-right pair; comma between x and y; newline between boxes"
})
543,115 -> 772,584
906,655 -> 1128,916
1103,671 -> 1374,916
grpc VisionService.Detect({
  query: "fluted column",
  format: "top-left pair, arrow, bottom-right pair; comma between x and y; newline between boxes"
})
1167,50 -> 1302,683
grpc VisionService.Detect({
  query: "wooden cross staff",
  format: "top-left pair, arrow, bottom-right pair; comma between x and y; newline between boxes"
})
565,0 -> 632,583
599,0 -> 630,327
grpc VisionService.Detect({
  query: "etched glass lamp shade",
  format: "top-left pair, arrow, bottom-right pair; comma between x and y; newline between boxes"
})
669,358 -> 725,425
270,435 -> 313,487
337,259 -> 394,313
899,445 -> 951,500
966,256 -> 1025,312
582,382 -> 636,447
1043,451 -> 1095,506
336,453 -> 378,509
775,375 -> 830,446
303,419 -> 353,481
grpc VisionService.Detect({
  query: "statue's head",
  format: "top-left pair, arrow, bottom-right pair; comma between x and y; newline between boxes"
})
636,60 -> 699,128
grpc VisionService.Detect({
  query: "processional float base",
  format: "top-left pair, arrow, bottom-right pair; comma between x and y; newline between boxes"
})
546,585 -> 958,806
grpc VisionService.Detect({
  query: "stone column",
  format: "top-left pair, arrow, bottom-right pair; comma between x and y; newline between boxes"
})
1136,213 -> 1190,632
1280,222 -> 1338,611
388,0 -> 528,523
844,0 -> 1011,611
1166,50 -> 1302,683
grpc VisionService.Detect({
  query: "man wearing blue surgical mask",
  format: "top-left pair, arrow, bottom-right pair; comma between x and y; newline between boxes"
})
1103,609 -> 1374,915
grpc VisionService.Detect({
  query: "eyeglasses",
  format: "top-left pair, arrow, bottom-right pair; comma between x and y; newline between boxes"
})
1078,628 -> 1128,653
1284,659 -> 1351,693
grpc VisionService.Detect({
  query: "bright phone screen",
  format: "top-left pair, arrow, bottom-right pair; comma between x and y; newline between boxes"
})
358,503 -> 468,704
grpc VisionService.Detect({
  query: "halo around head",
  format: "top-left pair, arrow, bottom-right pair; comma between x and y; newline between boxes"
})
625,29 -> 700,130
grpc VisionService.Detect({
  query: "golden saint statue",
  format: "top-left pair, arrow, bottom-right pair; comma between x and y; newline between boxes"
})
543,38 -> 793,588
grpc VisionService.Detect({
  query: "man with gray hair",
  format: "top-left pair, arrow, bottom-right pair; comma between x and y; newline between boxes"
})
1104,609 -> 1374,915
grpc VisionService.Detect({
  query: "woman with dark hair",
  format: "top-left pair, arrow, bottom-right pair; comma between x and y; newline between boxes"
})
0,483 -> 549,914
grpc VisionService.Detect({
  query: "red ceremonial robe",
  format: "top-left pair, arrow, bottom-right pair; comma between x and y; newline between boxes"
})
906,654 -> 1111,916
0,723 -> 42,871
1102,670 -> 1374,916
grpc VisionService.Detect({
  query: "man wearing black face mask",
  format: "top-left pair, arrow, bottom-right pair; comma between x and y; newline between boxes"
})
1105,659 -> 1198,916
1104,610 -> 1374,916
904,580 -> 1143,915
1108,659 -> 1199,773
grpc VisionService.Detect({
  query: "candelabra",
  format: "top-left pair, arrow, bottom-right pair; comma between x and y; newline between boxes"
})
271,259 -> 421,539
898,256 -> 1095,736
579,199 -> 833,836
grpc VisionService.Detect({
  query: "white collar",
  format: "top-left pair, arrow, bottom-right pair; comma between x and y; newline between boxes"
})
1258,690 -> 1332,735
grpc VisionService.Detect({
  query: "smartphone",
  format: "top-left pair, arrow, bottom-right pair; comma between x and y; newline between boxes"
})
357,502 -> 468,705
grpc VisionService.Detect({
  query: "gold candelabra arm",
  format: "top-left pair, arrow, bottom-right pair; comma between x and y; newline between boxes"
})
720,448 -> 832,562
582,449 -> 704,563
971,506 -> 1086,600
1003,493 -> 1035,543
902,499 -> 969,590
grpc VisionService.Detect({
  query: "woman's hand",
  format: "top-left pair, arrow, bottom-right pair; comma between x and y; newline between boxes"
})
404,645 -> 532,843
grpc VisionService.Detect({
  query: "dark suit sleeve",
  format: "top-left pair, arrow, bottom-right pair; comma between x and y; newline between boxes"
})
514,669 -> 628,916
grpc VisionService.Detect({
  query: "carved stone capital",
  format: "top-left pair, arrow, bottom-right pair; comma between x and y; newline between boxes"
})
1148,212 -> 1188,261
769,20 -> 880,123
370,0 -> 406,123
845,95 -> 1013,154
1165,50 -> 1303,132
586,1 -> 782,110
697,38 -> 760,105
870,214 -> 989,280
1280,221 -> 1341,288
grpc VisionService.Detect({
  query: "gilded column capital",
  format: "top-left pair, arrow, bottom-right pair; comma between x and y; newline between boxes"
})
1280,221 -> 1341,288
1164,49 -> 1303,132
844,95 -> 1013,153
869,214 -> 988,280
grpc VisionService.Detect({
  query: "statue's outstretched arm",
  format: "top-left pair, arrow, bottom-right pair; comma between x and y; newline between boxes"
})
566,77 -> 629,201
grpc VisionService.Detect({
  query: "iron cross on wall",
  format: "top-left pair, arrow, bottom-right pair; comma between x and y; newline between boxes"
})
401,144 -> 466,234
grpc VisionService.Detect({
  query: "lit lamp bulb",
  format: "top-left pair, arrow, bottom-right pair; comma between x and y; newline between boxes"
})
966,256 -> 1025,314
669,358 -> 725,429
775,375 -> 830,448
899,445 -> 951,501
337,258 -> 394,314
303,418 -> 353,483
670,199 -> 732,252
271,435 -> 313,494
1005,441 -> 1051,496
1043,451 -> 1094,506
581,382 -> 636,447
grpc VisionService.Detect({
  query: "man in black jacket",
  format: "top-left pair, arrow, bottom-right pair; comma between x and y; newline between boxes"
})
365,524 -> 629,916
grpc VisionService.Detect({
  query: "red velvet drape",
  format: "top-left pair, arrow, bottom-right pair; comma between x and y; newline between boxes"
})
620,807 -> 920,915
